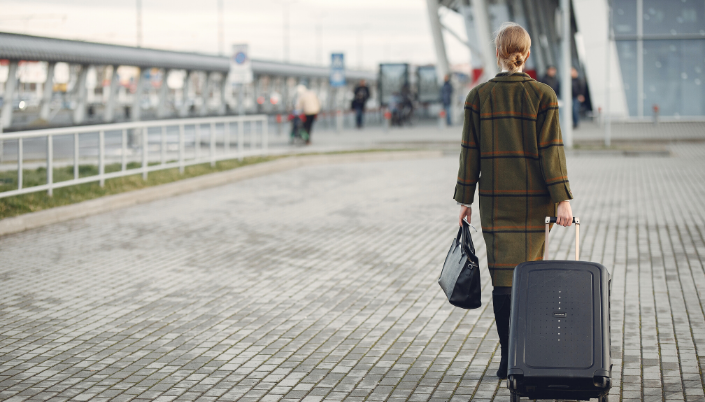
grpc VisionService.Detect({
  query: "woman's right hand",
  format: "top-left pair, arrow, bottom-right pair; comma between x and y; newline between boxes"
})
459,205 -> 472,227
556,201 -> 573,227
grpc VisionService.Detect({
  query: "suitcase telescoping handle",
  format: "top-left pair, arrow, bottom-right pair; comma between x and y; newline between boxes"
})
544,216 -> 580,261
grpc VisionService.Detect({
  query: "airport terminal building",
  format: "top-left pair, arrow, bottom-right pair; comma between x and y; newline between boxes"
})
430,0 -> 705,120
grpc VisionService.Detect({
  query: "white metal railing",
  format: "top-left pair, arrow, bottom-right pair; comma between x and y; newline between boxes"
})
0,115 -> 268,199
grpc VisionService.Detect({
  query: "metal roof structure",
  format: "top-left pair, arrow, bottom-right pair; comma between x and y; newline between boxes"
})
0,32 -> 230,72
0,32 -> 376,81
437,0 -> 463,12
252,59 -> 376,81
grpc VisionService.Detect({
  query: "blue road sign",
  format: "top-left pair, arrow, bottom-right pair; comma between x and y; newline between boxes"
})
330,53 -> 346,87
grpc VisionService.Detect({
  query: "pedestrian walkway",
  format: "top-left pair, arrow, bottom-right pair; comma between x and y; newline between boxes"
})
268,120 -> 705,160
1,140 -> 705,401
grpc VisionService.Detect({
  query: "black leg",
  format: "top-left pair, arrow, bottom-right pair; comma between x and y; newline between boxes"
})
493,293 -> 511,379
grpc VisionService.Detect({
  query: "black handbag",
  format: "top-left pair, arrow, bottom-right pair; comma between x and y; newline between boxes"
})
438,220 -> 482,309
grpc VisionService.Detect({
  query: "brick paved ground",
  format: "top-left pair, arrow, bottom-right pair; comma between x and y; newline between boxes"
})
1,140 -> 705,401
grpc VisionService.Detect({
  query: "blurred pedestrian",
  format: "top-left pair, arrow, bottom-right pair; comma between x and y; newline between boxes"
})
352,79 -> 370,129
295,85 -> 321,145
440,74 -> 453,126
571,67 -> 585,129
455,22 -> 574,380
539,65 -> 560,97
399,83 -> 415,126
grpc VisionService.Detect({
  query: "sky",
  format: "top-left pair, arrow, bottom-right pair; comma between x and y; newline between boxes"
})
0,0 -> 472,72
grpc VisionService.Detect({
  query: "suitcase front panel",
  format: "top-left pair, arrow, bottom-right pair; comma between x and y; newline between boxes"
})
526,268 -> 594,369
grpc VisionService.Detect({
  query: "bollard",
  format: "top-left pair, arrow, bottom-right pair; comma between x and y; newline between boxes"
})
653,104 -> 659,125
439,109 -> 446,129
276,114 -> 283,136
384,109 -> 391,132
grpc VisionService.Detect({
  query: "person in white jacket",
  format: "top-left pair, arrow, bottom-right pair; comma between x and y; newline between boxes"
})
295,85 -> 321,144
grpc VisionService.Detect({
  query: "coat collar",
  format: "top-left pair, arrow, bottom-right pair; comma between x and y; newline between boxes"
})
489,72 -> 533,82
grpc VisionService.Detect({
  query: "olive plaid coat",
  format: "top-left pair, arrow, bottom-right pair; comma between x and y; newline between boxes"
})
454,72 -> 573,287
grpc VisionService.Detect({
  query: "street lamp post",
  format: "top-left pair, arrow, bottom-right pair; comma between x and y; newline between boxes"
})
218,0 -> 224,56
315,11 -> 326,65
136,0 -> 142,47
356,25 -> 368,70
280,0 -> 297,63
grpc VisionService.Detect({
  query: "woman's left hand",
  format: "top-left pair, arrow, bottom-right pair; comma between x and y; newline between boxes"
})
459,205 -> 472,226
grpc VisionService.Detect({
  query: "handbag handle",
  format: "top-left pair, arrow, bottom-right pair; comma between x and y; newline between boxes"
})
458,220 -> 476,256
544,216 -> 580,261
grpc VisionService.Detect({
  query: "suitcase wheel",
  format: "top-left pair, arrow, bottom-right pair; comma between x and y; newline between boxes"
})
508,375 -> 518,391
510,391 -> 520,402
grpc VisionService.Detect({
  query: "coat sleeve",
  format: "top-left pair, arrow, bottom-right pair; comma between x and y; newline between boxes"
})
453,89 -> 481,205
537,91 -> 573,203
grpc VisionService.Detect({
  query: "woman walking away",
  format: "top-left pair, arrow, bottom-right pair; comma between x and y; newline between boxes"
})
453,22 -> 574,380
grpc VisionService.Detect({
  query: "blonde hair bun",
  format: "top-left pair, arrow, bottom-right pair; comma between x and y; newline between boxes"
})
495,22 -> 531,74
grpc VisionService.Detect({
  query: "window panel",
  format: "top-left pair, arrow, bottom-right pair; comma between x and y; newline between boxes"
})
642,39 -> 705,117
613,0 -> 638,35
643,0 -> 705,35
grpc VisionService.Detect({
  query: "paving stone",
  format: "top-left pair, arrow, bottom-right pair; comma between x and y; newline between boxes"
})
1,141 -> 705,401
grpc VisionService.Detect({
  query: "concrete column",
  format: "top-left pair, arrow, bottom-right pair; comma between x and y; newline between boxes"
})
316,78 -> 324,113
39,62 -> 56,121
425,0 -> 450,83
73,65 -> 90,124
471,0 -> 497,83
560,0 -> 573,147
218,73 -> 228,115
636,0 -> 644,117
237,84 -> 245,115
282,77 -> 290,112
157,68 -> 171,118
1,61 -> 19,129
180,70 -> 192,117
572,0 -> 629,119
535,0 -> 558,67
104,65 -> 120,122
254,75 -> 261,114
132,68 -> 145,121
458,4 -> 482,75
512,0 -> 545,75
200,72 -> 213,116
263,75 -> 272,114
524,0 -> 552,73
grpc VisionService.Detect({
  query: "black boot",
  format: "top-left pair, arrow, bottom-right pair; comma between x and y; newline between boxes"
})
493,289 -> 512,379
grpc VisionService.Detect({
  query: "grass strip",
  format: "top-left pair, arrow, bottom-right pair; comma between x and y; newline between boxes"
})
0,157 -> 278,219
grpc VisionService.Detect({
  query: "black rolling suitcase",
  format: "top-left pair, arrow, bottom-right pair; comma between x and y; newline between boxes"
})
507,217 -> 611,402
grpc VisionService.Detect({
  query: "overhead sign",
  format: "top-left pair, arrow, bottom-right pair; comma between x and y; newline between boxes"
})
330,53 -> 346,87
230,44 -> 253,85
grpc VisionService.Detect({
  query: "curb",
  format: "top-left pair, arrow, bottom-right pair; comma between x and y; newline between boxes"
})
0,150 -> 443,237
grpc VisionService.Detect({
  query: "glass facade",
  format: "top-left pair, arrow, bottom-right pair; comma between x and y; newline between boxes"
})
642,0 -> 705,35
643,40 -> 705,116
613,0 -> 705,118
613,0 -> 638,35
615,40 -> 638,116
